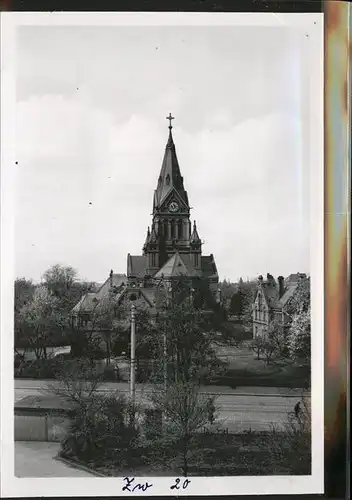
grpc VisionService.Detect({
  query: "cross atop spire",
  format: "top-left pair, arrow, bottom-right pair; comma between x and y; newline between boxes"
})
166,112 -> 175,130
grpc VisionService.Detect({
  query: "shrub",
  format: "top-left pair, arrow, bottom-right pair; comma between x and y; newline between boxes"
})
60,393 -> 138,464
258,396 -> 311,474
14,356 -> 119,381
14,358 -> 62,378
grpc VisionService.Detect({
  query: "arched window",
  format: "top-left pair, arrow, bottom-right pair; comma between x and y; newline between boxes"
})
178,220 -> 183,239
171,220 -> 175,239
258,293 -> 263,312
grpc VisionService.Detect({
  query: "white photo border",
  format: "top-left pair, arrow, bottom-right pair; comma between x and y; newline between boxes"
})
0,11 -> 324,497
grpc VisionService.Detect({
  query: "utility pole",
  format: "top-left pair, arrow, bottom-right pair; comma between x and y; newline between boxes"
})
163,330 -> 167,393
130,304 -> 136,405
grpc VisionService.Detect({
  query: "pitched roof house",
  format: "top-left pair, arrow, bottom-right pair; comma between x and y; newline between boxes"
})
252,272 -> 307,338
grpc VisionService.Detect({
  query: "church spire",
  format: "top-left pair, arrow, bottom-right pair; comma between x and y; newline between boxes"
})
166,112 -> 175,149
154,114 -> 189,210
190,220 -> 201,244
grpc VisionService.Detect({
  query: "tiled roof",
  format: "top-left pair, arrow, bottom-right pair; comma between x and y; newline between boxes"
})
255,273 -> 306,311
154,252 -> 199,279
277,283 -> 298,307
72,273 -> 127,313
72,292 -> 98,313
96,274 -> 126,298
140,287 -> 157,306
127,255 -> 148,278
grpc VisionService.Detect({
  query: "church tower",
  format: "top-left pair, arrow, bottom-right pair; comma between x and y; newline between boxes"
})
143,114 -> 200,275
127,114 -> 218,299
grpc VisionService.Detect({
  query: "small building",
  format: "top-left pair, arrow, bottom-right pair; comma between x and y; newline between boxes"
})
252,273 -> 307,338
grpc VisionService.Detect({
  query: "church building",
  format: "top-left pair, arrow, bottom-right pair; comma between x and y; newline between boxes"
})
72,115 -> 219,319
126,114 -> 219,300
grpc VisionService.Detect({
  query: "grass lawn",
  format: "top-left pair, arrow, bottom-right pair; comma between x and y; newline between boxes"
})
212,344 -> 310,389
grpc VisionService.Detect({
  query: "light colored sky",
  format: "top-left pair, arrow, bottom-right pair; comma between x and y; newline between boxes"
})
15,25 -> 310,284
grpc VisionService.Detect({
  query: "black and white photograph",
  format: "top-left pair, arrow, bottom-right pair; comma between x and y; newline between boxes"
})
1,12 -> 324,497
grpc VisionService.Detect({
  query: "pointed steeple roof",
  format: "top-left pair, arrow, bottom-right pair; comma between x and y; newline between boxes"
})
143,227 -> 150,249
154,115 -> 189,209
190,220 -> 201,244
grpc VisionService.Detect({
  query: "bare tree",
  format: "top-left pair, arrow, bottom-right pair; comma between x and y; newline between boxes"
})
148,381 -> 218,476
45,357 -> 102,405
251,335 -> 265,360
261,338 -> 277,366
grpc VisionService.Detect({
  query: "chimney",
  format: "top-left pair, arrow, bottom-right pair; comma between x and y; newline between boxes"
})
109,269 -> 113,287
278,276 -> 284,298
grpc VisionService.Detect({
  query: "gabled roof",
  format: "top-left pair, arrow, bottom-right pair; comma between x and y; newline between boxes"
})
127,254 -> 148,278
254,273 -> 307,311
260,283 -> 280,308
277,284 -> 298,307
154,252 -> 199,279
72,292 -> 97,313
72,273 -> 127,314
153,129 -> 189,209
96,273 -> 126,298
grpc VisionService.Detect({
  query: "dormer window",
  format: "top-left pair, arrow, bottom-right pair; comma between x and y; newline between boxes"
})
166,174 -> 170,185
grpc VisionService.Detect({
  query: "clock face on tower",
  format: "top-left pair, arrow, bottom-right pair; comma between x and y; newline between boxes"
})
168,201 -> 179,213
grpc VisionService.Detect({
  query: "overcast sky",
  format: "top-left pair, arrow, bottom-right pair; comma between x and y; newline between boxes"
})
14,24 -> 310,284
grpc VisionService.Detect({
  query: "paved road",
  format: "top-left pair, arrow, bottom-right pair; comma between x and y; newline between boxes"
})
15,379 -> 308,432
15,442 -> 94,477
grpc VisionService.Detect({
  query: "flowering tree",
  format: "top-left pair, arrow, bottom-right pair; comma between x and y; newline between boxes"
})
287,305 -> 311,364
286,277 -> 311,365
16,286 -> 66,359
